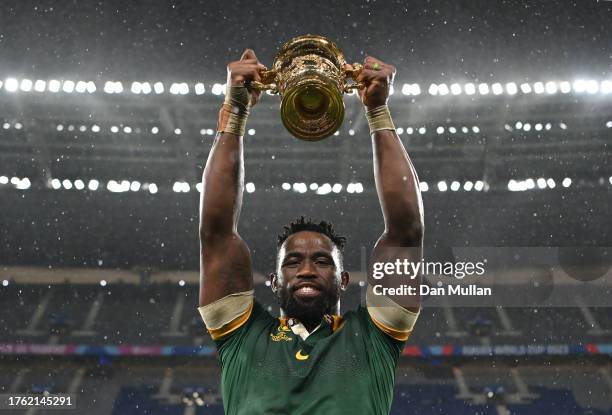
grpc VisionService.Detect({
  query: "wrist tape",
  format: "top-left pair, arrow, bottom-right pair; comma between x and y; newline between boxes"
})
365,105 -> 395,134
217,86 -> 250,136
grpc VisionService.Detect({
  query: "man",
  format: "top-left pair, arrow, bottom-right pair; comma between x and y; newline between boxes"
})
198,48 -> 423,414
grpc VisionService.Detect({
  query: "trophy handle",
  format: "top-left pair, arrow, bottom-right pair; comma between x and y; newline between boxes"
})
247,69 -> 279,94
344,62 -> 365,93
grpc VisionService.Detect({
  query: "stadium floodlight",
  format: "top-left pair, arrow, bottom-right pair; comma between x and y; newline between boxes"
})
62,179 -> 73,190
14,122 -> 22,130
195,83 -> 206,95
148,183 -> 158,194
0,176 -> 8,184
562,177 -> 572,188
91,124 -> 100,133
130,181 -> 141,192
472,126 -> 480,133
0,80 -> 3,89
474,180 -> 485,191
62,80 -> 75,93
20,79 -> 33,92
428,84 -> 438,95
464,181 -> 474,191
245,182 -> 255,193
505,82 -> 518,95
461,126 -> 469,133
140,82 -> 151,94
401,84 -> 410,95
15,177 -> 31,190
545,123 -> 552,130
396,127 -> 404,135
248,128 -> 256,136
450,181 -> 460,191
525,178 -> 535,189
491,83 -> 503,95
131,82 -> 142,94
601,80 -> 612,94
309,183 -> 319,190
2,122 -> 10,129
79,125 -> 87,132
354,183 -> 364,193
418,127 -> 426,134
75,81 -> 88,93
523,123 -> 531,131
559,81 -> 571,93
316,183 -> 332,195
450,83 -> 462,95
51,178 -> 61,189
411,84 -> 421,95
515,121 -> 523,129
67,125 -> 75,131
437,181 -> 448,192
104,81 -> 114,93
48,79 -> 61,93
348,129 -> 355,136
436,126 -> 444,134
4,78 -> 18,92
545,81 -> 557,94
533,82 -> 545,94
124,126 -> 132,134
478,83 -> 489,95
151,126 -> 159,134
547,178 -> 556,188
449,126 -> 456,134
282,182 -> 291,190
110,126 -> 119,133
195,183 -> 203,193
174,128 -> 181,135
10,177 -> 19,185
88,179 -> 99,191
534,123 -> 542,131
178,280 -> 186,287
572,80 -> 586,93
74,179 -> 85,190
464,83 -> 476,95
585,80 -> 599,94
87,81 -> 96,93
332,183 -> 342,193
100,280 -> 107,287
2,280 -> 8,287
438,84 -> 449,96
34,80 -> 46,92
114,82 -> 124,93
292,182 -> 307,193
406,127 -> 414,134
346,183 -> 355,193
211,83 -> 225,95
153,82 -> 164,94
419,182 -> 429,192
536,178 -> 547,189
559,122 -> 567,130
606,121 -> 612,128
520,83 -> 532,94
200,129 -> 207,135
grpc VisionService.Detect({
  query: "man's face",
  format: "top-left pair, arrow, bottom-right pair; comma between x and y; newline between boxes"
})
271,231 -> 348,325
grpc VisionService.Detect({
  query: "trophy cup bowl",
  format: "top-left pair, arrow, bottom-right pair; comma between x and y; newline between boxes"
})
251,35 -> 362,141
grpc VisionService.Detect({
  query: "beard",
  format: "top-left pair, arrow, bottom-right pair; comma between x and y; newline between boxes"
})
279,286 -> 339,328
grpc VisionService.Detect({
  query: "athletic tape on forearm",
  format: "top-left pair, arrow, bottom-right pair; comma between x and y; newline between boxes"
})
366,284 -> 419,332
198,289 -> 254,330
365,105 -> 396,134
216,86 -> 250,136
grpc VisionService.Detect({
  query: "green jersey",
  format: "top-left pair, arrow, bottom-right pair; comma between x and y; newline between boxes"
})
212,300 -> 406,415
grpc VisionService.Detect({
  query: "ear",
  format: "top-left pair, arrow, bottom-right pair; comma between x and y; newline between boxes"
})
340,271 -> 350,291
269,272 -> 279,294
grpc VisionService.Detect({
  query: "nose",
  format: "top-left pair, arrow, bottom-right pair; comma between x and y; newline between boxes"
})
296,260 -> 318,279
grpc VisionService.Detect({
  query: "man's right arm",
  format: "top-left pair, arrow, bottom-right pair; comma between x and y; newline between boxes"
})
198,49 -> 265,308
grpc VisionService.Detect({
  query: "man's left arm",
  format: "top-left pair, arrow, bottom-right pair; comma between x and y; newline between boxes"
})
354,56 -> 424,341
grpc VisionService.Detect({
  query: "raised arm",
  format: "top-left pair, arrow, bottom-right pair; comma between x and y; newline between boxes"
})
356,57 -> 424,314
199,49 -> 266,307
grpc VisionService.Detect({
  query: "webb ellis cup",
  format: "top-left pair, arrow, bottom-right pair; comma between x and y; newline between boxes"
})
249,35 -> 363,141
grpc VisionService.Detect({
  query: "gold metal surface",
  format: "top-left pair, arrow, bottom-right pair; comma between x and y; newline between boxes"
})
250,35 -> 363,141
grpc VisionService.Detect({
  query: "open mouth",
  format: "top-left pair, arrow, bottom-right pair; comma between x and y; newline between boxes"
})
293,285 -> 322,298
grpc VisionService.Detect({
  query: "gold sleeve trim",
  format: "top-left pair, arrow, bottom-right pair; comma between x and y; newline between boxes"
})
368,311 -> 412,341
208,301 -> 254,340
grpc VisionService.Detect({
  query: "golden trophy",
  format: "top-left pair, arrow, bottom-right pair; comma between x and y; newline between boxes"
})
249,35 -> 363,141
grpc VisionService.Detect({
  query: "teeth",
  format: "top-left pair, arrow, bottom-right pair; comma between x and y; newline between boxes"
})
296,286 -> 317,294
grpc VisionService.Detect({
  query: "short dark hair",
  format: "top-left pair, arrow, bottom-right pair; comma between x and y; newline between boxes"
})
277,216 -> 347,251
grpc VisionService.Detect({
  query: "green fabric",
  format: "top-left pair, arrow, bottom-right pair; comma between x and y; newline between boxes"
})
214,300 -> 406,415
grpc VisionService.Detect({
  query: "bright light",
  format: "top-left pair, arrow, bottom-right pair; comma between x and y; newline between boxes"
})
2,280 -> 8,287
172,181 -> 190,192
212,83 -> 225,95
346,183 -> 355,193
151,126 -> 159,134
559,122 -> 567,130
436,126 -> 444,134
491,83 -> 503,95
406,127 -> 414,135
154,82 -> 164,94
450,181 -> 460,191
544,81 -> 557,94
107,180 -> 130,193
547,178 -> 556,188
2,122 -> 9,130
428,84 -> 438,95
178,279 -> 186,287
525,178 -> 535,189
130,181 -> 141,192
15,177 -> 31,190
461,126 -> 469,133
131,82 -> 142,94
535,123 -> 543,131
472,126 -> 480,133
292,182 -> 307,193
396,127 -> 404,135
110,126 -> 119,133
354,183 -> 364,193
88,179 -> 99,191
557,81 -> 570,93
520,83 -> 532,94
174,128 -> 181,135
148,183 -> 158,194
562,178 -> 572,188
62,80 -> 75,93
478,83 -> 489,95
449,126 -> 456,134
14,122 -> 22,130
47,79 -> 60,93
523,123 -> 531,132
437,181 -> 448,192
573,80 -> 586,93
309,183 -> 319,190
508,179 -> 526,192
139,82 -> 151,94
332,183 -> 343,193
5,78 -> 18,92
92,124 -> 100,133
537,178 -> 547,189
282,182 -> 291,190
0,176 -> 7,184
419,182 -> 429,192
418,127 -> 426,135
474,180 -> 484,191
75,81 -> 87,93
316,183 -> 332,195
51,178 -> 61,189
195,183 -> 203,192
20,79 -> 33,92
601,80 -> 612,94
450,83 -> 462,95
533,82 -> 545,94
505,82 -> 517,95
606,121 -> 612,128
62,179 -> 73,190
248,128 -> 256,136
113,82 -> 124,93
74,179 -> 85,190
586,80 -> 599,94
245,182 -> 255,193
348,129 -> 355,136
100,280 -> 107,287
195,83 -> 206,95
464,181 -> 473,191
34,80 -> 46,92
123,126 -> 132,134
464,83 -> 476,95
438,84 -> 449,96
545,123 -> 552,130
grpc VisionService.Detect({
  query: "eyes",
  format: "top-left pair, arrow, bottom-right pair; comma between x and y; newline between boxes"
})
283,257 -> 333,268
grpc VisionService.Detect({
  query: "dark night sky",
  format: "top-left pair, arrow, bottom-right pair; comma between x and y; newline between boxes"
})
0,0 -> 610,84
